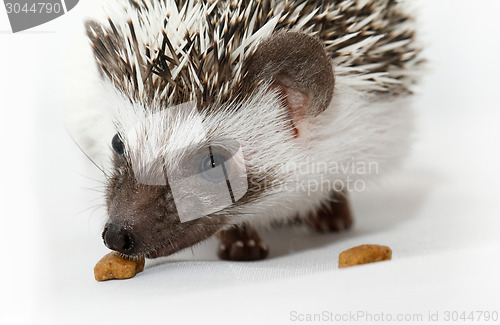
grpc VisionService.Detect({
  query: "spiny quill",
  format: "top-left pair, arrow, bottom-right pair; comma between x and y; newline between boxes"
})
85,0 -> 422,108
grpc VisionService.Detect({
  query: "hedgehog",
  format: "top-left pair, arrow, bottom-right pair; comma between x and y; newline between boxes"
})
80,0 -> 422,267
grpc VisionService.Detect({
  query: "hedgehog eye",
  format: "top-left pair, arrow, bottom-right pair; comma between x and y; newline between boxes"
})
112,133 -> 124,156
199,152 -> 229,183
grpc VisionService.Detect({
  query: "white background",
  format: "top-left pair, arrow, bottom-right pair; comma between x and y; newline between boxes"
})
1,1 -> 500,324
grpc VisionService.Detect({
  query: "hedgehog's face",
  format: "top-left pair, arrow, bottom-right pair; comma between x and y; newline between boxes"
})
102,32 -> 335,258
102,88 -> 302,258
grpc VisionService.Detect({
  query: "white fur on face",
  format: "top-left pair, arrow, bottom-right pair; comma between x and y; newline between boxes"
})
102,81 -> 306,222
83,64 -> 414,228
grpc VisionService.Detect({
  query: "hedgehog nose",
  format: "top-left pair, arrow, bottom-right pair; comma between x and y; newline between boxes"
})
102,223 -> 135,254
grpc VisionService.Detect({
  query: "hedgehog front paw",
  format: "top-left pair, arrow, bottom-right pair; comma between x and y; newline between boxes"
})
217,238 -> 268,261
217,225 -> 269,261
307,192 -> 354,233
308,211 -> 352,232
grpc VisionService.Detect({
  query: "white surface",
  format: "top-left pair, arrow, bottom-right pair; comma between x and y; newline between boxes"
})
1,1 -> 500,324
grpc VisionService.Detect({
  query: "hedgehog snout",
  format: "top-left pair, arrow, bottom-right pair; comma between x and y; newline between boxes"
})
102,222 -> 137,255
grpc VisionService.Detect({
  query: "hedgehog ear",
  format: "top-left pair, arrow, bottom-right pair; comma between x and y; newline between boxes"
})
244,32 -> 334,136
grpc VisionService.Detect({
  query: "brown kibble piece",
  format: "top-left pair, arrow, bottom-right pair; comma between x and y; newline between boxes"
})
339,244 -> 392,268
94,252 -> 145,281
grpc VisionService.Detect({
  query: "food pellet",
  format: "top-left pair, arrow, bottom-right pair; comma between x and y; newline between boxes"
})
94,252 -> 145,281
339,244 -> 392,268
